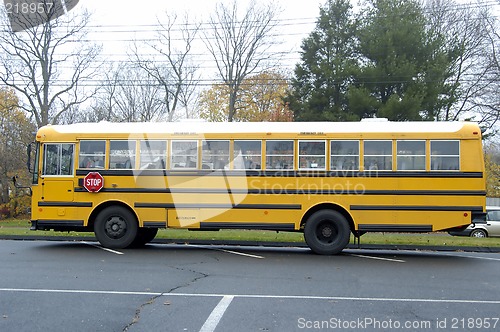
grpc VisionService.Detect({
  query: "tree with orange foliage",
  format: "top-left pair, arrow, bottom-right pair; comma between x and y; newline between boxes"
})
0,88 -> 35,203
199,71 -> 293,122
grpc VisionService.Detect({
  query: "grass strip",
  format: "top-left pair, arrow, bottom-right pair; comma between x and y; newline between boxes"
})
1,219 -> 499,247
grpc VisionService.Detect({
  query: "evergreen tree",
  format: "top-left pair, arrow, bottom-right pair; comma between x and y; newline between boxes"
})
288,0 -> 457,122
353,0 -> 454,120
287,0 -> 359,121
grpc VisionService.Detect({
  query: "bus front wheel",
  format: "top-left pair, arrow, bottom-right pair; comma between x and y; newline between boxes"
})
94,206 -> 138,249
304,210 -> 350,255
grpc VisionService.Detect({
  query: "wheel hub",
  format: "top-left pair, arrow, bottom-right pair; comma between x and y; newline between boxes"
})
316,221 -> 338,244
321,226 -> 333,238
105,216 -> 126,238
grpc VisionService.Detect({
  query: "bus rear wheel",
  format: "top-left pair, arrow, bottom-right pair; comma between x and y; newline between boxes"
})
94,206 -> 138,249
304,210 -> 350,255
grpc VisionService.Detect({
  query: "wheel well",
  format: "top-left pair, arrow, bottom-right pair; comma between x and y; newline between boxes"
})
300,203 -> 355,233
88,201 -> 138,230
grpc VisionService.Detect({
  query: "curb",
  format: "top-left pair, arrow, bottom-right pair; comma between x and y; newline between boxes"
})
1,235 -> 500,253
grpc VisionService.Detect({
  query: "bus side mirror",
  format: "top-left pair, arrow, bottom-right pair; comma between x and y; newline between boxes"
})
27,142 -> 34,174
12,175 -> 32,196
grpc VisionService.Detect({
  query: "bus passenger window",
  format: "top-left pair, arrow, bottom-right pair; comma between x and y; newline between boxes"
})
299,141 -> 326,170
266,140 -> 294,170
140,140 -> 167,169
364,141 -> 392,171
109,140 -> 136,169
431,140 -> 459,171
202,140 -> 230,169
171,141 -> 198,169
331,140 -> 359,171
79,140 -> 105,169
397,140 -> 425,171
43,143 -> 75,176
234,140 -> 261,170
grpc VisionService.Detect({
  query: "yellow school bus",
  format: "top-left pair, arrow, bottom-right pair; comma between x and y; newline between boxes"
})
29,120 -> 486,254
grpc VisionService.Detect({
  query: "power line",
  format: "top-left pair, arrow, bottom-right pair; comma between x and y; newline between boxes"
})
0,1 -> 498,34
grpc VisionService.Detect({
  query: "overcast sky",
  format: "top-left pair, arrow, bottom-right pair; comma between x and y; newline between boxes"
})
78,0 -> 326,75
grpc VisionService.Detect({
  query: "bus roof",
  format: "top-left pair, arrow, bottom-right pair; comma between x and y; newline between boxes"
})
38,120 -> 479,136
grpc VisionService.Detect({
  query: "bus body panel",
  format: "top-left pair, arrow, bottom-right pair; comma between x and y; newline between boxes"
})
30,121 -> 486,253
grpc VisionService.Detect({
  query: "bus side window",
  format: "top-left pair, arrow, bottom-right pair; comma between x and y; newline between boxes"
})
298,140 -> 326,170
364,140 -> 392,171
79,140 -> 106,169
266,140 -> 294,170
43,143 -> 75,176
140,140 -> 167,169
234,140 -> 262,170
110,140 -> 136,169
171,140 -> 198,169
430,140 -> 459,171
330,140 -> 359,171
202,140 -> 229,170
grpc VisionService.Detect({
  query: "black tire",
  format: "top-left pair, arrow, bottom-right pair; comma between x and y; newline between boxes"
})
470,229 -> 487,238
303,210 -> 350,255
130,228 -> 158,247
94,206 -> 138,249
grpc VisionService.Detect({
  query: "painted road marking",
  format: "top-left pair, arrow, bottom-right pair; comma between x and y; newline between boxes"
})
81,241 -> 124,255
443,253 -> 500,262
217,249 -> 264,259
1,288 -> 500,304
199,295 -> 234,332
348,253 -> 405,263
189,245 -> 264,259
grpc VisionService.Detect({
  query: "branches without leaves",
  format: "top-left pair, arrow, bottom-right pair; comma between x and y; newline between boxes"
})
204,0 -> 281,121
0,8 -> 101,127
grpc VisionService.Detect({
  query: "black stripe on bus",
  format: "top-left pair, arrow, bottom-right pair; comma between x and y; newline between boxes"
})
361,190 -> 485,196
350,205 -> 483,211
358,224 -> 433,232
143,222 -> 166,228
36,220 -> 85,227
74,187 -> 485,196
134,203 -> 302,210
38,201 -> 92,207
199,222 -> 295,231
76,169 -> 484,178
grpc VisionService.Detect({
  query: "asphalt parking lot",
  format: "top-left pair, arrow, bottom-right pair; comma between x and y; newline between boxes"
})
1,240 -> 499,331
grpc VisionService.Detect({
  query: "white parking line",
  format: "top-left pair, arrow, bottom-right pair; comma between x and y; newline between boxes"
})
444,253 -> 500,262
348,253 -> 405,263
81,242 -> 124,255
1,288 -> 499,304
199,295 -> 234,332
189,245 -> 264,259
217,249 -> 264,259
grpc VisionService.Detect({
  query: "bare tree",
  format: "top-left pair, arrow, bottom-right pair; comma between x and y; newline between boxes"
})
113,66 -> 166,122
132,13 -> 200,121
204,0 -> 280,122
88,63 -> 121,122
426,0 -> 499,130
82,63 -> 168,123
475,5 -> 500,134
0,6 -> 101,128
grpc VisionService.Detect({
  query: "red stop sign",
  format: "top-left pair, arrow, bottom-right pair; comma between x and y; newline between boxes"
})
83,172 -> 104,192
